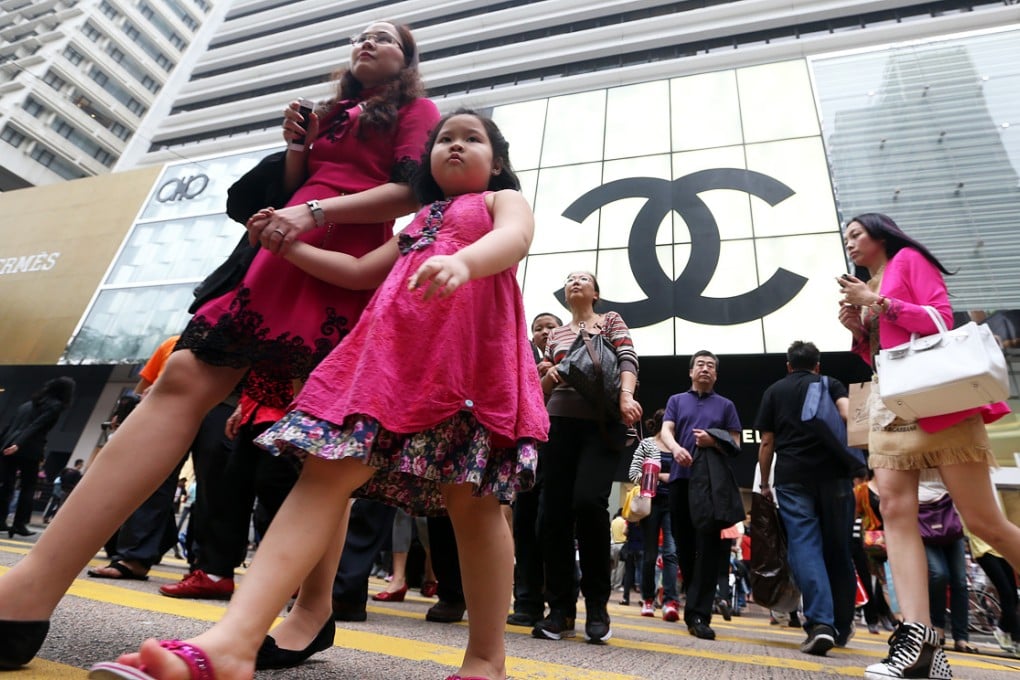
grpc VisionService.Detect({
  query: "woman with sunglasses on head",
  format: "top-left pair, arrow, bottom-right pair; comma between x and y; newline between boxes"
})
837,212 -> 1020,680
0,20 -> 438,672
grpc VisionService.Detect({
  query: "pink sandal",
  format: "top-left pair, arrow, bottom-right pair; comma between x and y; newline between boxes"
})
89,640 -> 215,680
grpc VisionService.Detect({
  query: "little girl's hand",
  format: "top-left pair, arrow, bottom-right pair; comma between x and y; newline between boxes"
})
408,255 -> 470,300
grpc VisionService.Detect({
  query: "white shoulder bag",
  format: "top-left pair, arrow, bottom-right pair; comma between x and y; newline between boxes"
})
875,306 -> 1009,420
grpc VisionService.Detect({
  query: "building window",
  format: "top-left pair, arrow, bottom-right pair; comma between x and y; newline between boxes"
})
30,146 -> 56,167
53,120 -> 75,138
108,46 -> 125,63
126,98 -> 146,116
90,68 -> 109,86
94,148 -> 114,165
100,0 -> 119,19
156,54 -> 173,71
169,33 -> 186,50
141,75 -> 159,93
43,70 -> 67,91
83,23 -> 103,43
1,126 -> 26,148
63,45 -> 85,65
23,98 -> 44,117
110,121 -> 130,140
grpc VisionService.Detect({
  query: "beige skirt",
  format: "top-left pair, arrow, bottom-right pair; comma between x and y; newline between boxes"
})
867,378 -> 995,471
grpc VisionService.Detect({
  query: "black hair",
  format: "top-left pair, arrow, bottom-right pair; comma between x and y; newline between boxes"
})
73,459 -> 84,466
531,312 -> 563,328
847,213 -> 954,281
32,376 -> 75,409
325,22 -> 425,135
689,350 -> 719,370
411,108 -> 521,205
564,271 -> 601,311
644,408 -> 665,436
786,340 -> 820,371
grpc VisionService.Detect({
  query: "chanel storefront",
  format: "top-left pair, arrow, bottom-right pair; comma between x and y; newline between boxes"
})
29,26 -> 1020,491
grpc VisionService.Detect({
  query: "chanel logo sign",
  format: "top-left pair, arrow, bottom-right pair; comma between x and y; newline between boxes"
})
157,174 -> 210,203
554,169 -> 809,327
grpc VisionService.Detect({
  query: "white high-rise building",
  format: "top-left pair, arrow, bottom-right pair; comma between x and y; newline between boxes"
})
0,0 -> 223,189
125,0 -> 1017,168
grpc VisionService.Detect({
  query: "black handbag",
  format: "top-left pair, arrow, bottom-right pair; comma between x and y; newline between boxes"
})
556,327 -> 621,420
225,150 -> 293,225
188,234 -> 260,313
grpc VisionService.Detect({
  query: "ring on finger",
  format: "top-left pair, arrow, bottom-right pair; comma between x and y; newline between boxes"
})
272,229 -> 285,237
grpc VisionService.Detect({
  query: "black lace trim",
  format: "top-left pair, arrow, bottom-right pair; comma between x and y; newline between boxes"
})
177,286 -> 351,408
398,199 -> 451,255
389,156 -> 419,184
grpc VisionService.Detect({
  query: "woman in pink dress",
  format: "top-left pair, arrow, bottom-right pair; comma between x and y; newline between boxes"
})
0,21 -> 439,671
89,110 -> 547,680
837,212 -> 1020,680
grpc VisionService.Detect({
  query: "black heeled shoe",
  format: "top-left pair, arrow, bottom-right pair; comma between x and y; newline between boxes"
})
0,620 -> 50,669
9,525 -> 34,538
255,616 -> 335,670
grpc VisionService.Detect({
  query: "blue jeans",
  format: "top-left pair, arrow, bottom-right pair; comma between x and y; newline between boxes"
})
640,497 -> 678,603
926,537 -> 969,641
775,477 -> 856,638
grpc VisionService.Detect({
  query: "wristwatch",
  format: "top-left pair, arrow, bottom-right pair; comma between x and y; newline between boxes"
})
306,199 -> 326,228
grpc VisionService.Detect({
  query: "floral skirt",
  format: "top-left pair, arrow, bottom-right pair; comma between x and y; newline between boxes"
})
255,410 -> 538,516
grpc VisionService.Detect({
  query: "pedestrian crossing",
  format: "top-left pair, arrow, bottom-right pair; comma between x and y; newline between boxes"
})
2,539 -> 1019,679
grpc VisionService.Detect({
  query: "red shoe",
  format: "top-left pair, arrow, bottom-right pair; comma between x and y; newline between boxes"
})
420,580 -> 439,598
159,569 -> 234,600
662,600 -> 680,622
372,584 -> 408,602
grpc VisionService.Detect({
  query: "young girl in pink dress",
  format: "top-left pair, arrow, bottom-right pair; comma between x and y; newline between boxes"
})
88,110 -> 548,680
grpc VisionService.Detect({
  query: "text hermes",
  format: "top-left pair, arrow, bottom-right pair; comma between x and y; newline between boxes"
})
0,252 -> 61,276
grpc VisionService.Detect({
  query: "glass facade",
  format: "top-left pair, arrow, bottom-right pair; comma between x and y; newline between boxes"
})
63,148 -> 273,364
63,27 -> 1020,364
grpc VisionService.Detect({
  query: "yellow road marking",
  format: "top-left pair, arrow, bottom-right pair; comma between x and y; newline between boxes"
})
20,658 -> 87,678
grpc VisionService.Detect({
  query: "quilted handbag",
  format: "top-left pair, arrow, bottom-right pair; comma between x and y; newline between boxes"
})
875,306 -> 1008,420
555,327 -> 621,419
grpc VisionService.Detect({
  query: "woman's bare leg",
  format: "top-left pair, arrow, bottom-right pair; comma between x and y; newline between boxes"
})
115,456 -> 374,679
0,351 -> 245,621
266,500 -> 353,651
874,467 -> 928,624
443,484 -> 512,680
940,461 -> 1020,568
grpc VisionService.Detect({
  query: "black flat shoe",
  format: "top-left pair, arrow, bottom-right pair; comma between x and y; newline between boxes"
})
255,616 -> 335,670
9,525 -> 34,538
0,620 -> 50,669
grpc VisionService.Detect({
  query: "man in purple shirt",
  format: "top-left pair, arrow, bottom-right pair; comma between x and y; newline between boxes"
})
659,350 -> 742,640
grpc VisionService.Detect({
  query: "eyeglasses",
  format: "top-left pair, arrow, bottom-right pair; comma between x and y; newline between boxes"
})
351,32 -> 402,50
565,275 -> 593,285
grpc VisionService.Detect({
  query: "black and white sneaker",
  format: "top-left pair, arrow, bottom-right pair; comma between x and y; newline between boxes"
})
865,621 -> 952,679
800,624 -> 836,656
531,612 -> 576,641
584,603 -> 612,644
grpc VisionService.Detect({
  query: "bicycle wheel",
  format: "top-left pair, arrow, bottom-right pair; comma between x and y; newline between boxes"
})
968,587 -> 1000,635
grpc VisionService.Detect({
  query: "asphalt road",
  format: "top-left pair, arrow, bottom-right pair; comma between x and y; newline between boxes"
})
2,526 -> 1019,680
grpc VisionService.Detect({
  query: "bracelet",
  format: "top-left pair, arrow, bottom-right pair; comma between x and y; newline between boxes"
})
620,388 -> 633,394
870,296 -> 887,314
306,199 -> 325,228
759,483 -> 770,489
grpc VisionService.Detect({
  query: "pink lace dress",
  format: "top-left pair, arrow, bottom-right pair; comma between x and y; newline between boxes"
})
257,192 -> 548,514
176,97 -> 439,407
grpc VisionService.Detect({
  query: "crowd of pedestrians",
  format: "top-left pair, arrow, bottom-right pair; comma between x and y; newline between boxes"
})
0,18 -> 1018,680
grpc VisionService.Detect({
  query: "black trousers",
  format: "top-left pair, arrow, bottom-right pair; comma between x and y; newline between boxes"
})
114,402 -> 232,567
333,499 -> 397,605
977,552 -> 1020,639
428,515 -> 464,604
511,462 -> 544,617
182,402 -> 235,569
539,416 -> 621,617
0,455 -> 39,526
195,419 -> 301,576
669,478 -> 723,625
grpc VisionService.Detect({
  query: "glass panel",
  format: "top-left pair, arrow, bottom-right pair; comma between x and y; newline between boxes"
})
738,60 -> 820,143
671,70 -> 742,151
541,90 -> 606,167
63,284 -> 195,364
601,155 -> 672,249
491,99 -> 546,171
671,146 -> 752,242
605,80 -> 670,160
530,162 -> 603,254
106,214 -> 241,285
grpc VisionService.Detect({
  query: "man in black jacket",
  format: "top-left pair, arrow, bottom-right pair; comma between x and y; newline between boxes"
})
756,340 -> 856,656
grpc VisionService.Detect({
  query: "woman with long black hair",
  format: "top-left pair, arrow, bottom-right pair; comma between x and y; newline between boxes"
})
838,212 -> 1020,680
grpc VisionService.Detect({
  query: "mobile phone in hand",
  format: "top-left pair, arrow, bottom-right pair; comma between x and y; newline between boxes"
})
287,98 -> 314,151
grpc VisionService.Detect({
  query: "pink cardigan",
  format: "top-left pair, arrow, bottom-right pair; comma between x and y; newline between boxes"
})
851,247 -> 1010,433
